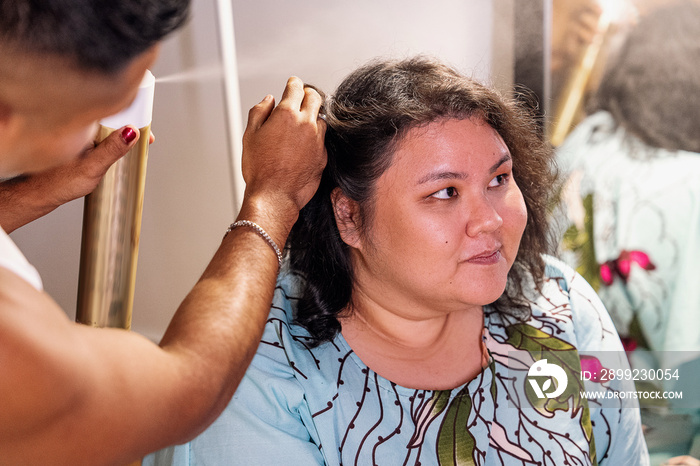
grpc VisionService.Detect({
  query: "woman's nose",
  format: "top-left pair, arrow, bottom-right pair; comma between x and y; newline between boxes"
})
466,195 -> 503,237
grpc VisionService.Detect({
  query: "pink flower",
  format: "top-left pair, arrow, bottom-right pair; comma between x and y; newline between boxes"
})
620,337 -> 638,353
617,254 -> 631,278
600,262 -> 614,286
599,250 -> 656,286
628,250 -> 655,271
580,355 -> 605,383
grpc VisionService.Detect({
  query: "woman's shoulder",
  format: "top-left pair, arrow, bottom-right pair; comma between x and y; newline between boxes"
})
535,255 -> 623,352
541,254 -> 587,292
537,254 -> 602,302
253,272 -> 348,384
488,256 -> 621,353
258,273 -> 315,366
267,272 -> 308,340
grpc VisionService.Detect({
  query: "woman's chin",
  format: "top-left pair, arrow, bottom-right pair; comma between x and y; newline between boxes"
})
456,281 -> 508,308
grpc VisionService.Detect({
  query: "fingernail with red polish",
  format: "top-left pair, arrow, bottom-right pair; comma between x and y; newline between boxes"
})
121,127 -> 137,144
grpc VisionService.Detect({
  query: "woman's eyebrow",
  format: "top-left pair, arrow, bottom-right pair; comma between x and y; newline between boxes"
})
416,152 -> 512,185
416,171 -> 468,185
490,152 -> 512,173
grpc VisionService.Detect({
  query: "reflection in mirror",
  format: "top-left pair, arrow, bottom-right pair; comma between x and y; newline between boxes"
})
540,1 -> 700,463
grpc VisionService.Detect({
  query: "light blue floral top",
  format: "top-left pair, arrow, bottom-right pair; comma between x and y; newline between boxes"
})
555,111 -> 700,457
146,256 -> 648,465
556,111 -> 700,358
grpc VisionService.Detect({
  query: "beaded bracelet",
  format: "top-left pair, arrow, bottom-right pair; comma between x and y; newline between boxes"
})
225,220 -> 283,268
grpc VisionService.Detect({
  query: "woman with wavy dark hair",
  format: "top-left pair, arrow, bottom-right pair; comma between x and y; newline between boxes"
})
149,57 -> 648,465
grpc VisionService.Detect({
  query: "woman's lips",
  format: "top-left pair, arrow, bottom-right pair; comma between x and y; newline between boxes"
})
465,249 -> 502,265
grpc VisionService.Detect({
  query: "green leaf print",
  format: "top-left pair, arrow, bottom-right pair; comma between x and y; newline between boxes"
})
581,400 -> 597,465
506,323 -> 597,465
505,322 -> 576,353
436,390 -> 476,466
506,323 -> 586,416
489,358 -> 498,402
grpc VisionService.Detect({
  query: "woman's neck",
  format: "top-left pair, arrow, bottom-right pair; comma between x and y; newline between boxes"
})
338,287 -> 487,390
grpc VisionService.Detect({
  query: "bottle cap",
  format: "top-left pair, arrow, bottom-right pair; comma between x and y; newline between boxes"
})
100,70 -> 155,129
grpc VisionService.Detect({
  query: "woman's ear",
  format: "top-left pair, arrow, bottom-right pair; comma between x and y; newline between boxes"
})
331,187 -> 362,249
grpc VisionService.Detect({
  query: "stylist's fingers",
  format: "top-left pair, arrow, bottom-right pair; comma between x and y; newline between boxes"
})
300,86 -> 324,120
277,76 -> 306,110
36,125 -> 139,207
246,94 -> 275,132
302,87 -> 327,142
84,126 -> 139,177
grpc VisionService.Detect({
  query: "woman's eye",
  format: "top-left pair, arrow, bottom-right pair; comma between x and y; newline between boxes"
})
432,187 -> 458,199
489,174 -> 509,188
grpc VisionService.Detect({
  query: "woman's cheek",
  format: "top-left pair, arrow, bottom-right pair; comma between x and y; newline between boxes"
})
506,187 -> 528,246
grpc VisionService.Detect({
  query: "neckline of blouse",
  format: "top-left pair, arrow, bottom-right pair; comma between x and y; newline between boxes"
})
332,306 -> 494,399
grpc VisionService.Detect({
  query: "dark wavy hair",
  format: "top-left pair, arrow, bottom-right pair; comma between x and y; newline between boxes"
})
0,0 -> 190,74
592,0 -> 700,153
288,57 -> 557,346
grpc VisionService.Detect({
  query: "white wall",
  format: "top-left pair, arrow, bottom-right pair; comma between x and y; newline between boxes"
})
10,0 -> 495,341
233,0 -> 494,110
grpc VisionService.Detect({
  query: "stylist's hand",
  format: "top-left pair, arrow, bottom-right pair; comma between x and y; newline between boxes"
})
551,0 -> 602,72
0,126 -> 149,233
239,76 -> 327,231
46,126 -> 150,206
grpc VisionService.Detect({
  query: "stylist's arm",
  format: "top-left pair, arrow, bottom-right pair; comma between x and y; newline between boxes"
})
0,77 -> 326,465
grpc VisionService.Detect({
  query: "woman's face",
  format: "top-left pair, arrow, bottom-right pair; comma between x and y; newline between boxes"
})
342,117 -> 527,318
